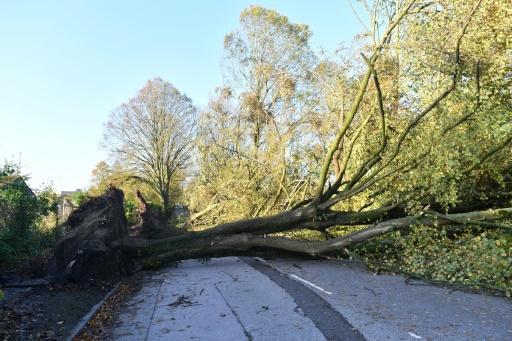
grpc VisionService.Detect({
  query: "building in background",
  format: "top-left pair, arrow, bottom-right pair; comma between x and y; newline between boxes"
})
58,190 -> 76,218
0,176 -> 35,197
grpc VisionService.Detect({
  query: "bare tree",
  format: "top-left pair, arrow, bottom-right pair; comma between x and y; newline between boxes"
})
102,78 -> 196,218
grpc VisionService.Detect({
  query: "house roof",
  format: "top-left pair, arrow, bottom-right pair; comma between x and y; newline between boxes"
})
0,175 -> 22,185
0,176 -> 35,197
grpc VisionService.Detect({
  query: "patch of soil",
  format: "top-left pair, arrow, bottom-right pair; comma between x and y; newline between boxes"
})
0,271 -> 115,341
74,272 -> 145,341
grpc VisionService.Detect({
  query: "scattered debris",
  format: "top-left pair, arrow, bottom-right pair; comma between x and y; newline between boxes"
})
168,294 -> 196,307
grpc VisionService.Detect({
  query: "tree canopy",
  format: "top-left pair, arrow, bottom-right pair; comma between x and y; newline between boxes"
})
101,78 -> 196,218
189,1 -> 511,226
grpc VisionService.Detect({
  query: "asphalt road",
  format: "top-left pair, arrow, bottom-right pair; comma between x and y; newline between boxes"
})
109,257 -> 512,341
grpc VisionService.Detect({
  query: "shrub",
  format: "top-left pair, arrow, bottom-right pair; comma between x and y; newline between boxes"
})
124,199 -> 138,225
0,180 -> 59,267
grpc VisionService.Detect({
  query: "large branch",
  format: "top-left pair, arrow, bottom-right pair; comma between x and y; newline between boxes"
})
312,0 -> 419,204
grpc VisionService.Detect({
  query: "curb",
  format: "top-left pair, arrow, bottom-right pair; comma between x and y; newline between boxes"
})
67,282 -> 121,341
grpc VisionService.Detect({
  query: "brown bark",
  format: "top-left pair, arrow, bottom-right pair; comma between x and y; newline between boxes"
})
127,207 -> 512,270
333,133 -> 344,179
124,193 -> 512,269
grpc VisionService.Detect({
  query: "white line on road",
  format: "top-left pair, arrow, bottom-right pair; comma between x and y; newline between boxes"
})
290,274 -> 333,295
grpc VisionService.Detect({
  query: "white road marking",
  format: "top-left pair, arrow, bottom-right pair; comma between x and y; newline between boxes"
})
290,274 -> 333,295
408,332 -> 422,339
254,257 -> 267,263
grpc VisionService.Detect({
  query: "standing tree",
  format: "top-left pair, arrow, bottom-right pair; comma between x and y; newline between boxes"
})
190,6 -> 318,225
102,78 -> 196,219
222,5 -> 316,157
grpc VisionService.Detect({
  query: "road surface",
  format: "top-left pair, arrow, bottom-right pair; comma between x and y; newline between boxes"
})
109,257 -> 512,341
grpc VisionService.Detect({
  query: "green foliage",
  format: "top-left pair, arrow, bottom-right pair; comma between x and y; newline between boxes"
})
1,183 -> 42,240
0,238 -> 16,264
353,224 -> 512,296
0,167 -> 60,266
71,190 -> 89,206
124,200 -> 138,225
0,219 -> 64,264
189,2 -> 512,285
0,159 -> 20,177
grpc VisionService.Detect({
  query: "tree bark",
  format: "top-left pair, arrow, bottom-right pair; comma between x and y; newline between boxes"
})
134,189 -> 165,237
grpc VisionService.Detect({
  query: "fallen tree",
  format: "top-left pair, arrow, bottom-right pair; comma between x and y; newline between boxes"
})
46,183 -> 512,282
127,205 -> 512,270
48,1 -> 512,284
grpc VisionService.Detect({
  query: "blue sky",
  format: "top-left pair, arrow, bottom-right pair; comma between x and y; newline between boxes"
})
0,1 -> 363,192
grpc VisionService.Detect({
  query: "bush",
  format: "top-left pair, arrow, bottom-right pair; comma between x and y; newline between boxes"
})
0,237 -> 16,264
71,190 -> 90,206
124,199 -> 138,225
0,180 -> 59,267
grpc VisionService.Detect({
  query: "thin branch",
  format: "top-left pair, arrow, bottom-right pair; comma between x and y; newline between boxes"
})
312,0 -> 418,205
347,0 -> 371,33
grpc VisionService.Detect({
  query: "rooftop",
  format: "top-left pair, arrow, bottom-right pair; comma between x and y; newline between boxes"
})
0,175 -> 22,185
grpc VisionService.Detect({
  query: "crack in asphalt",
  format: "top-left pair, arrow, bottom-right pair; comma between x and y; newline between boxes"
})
214,283 -> 254,341
145,277 -> 164,341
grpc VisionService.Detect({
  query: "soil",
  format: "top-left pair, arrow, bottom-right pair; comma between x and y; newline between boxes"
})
0,269 -> 116,341
0,265 -> 148,341
74,272 -> 146,341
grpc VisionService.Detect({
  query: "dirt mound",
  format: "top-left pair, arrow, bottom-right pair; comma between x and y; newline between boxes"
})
46,186 -> 129,283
